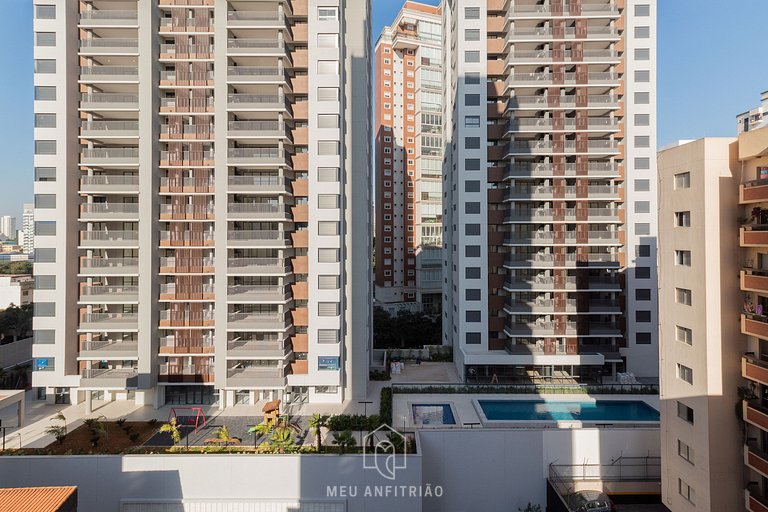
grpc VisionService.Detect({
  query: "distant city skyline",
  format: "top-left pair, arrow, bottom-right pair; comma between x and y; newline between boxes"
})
1,0 -> 767,219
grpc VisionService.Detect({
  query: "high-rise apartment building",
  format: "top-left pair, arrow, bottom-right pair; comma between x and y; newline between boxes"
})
441,0 -> 658,382
31,0 -> 371,409
21,204 -> 35,254
738,89 -> 768,134
0,216 -> 17,240
657,137 -> 745,511
374,2 -> 443,313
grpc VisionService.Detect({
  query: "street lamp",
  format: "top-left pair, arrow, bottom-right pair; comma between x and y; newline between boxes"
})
357,401 -> 373,446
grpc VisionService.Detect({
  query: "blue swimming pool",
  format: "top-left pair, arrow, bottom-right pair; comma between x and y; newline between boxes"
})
478,400 -> 659,422
412,403 -> 457,425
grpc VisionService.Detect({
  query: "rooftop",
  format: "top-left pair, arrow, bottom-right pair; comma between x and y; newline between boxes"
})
0,486 -> 77,512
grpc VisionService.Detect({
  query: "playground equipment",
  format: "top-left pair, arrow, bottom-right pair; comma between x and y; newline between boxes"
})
168,407 -> 207,433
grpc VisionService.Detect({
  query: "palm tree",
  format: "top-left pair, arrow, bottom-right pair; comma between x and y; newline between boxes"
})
332,430 -> 357,454
159,418 -> 181,445
269,426 -> 295,453
308,414 -> 328,453
247,421 -> 272,448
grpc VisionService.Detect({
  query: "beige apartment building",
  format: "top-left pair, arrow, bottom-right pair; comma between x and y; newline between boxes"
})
31,0 -> 372,409
374,1 -> 443,314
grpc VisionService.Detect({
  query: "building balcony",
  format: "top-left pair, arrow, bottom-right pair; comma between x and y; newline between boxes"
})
159,257 -> 215,274
227,312 -> 288,330
741,179 -> 768,204
79,313 -> 139,331
227,66 -> 285,83
745,400 -> 768,432
159,310 -> 215,327
508,94 -> 620,111
80,285 -> 139,304
743,314 -> 768,340
79,340 -> 138,359
227,258 -> 289,275
227,203 -> 288,220
227,230 -> 288,247
78,10 -> 138,28
160,124 -> 214,141
503,321 -> 620,338
742,226 -> 768,247
507,26 -> 620,42
506,72 -> 620,88
745,489 -> 768,512
742,269 -> 768,293
79,66 -> 138,83
159,151 -> 215,167
503,230 -> 622,246
159,283 -> 215,301
227,121 -> 285,138
159,70 -> 214,87
159,176 -> 214,193
80,368 -> 138,388
503,253 -> 621,269
80,175 -> 139,193
227,94 -> 286,111
159,44 -> 214,59
158,364 -> 214,383
159,336 -> 215,355
159,203 -> 215,220
744,357 -> 768,388
80,203 -> 139,221
159,19 -> 213,33
504,207 -> 622,223
159,0 -> 214,6
503,276 -> 620,292
504,140 -> 620,157
508,3 -> 620,18
507,49 -> 620,66
226,366 -> 285,387
227,176 -> 289,193
228,339 -> 288,358
81,121 -> 139,139
505,162 -> 620,179
79,38 -> 139,56
160,97 -> 214,113
227,285 -> 288,303
159,231 -> 215,247
226,10 -> 284,27
80,230 -> 139,248
81,148 -> 139,167
227,38 -> 284,55
504,185 -> 621,201
79,257 -> 139,275
227,148 -> 285,165
507,117 -> 620,133
80,93 -> 139,111
503,299 -> 620,315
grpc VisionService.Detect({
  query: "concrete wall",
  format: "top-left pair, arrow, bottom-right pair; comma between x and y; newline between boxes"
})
0,337 -> 32,369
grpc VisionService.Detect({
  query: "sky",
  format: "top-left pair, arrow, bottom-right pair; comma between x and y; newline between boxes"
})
1,0 -> 767,219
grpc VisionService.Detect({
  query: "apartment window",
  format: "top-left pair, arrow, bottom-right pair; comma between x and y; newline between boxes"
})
315,386 -> 338,394
465,137 -> 480,149
465,223 -> 480,235
317,194 -> 339,209
635,48 -> 650,60
636,267 -> 651,279
465,158 -> 481,171
636,311 -> 651,323
635,92 -> 650,104
465,94 -> 480,106
318,222 -> 339,236
676,326 -> 693,345
35,221 -> 56,236
35,275 -> 56,290
35,113 -> 56,128
318,61 -> 339,75
635,223 -> 650,235
318,141 -> 340,155
34,358 -> 55,372
465,29 -> 480,41
33,330 -> 55,344
466,311 -> 481,322
465,202 -> 480,214
678,440 -> 694,464
466,289 -> 481,301
636,332 -> 652,344
635,70 -> 650,82
675,288 -> 692,306
35,32 -> 56,46
466,268 -> 480,279
465,246 -> 480,257
317,34 -> 338,48
635,114 -> 650,126
34,302 -> 55,317
464,51 -> 480,63
675,211 -> 691,227
465,73 -> 481,85
34,140 -> 56,155
35,5 -> 56,19
317,87 -> 339,101
34,86 -> 56,101
34,248 -> 55,263
465,181 -> 480,193
674,172 -> 691,189
677,402 -> 694,424
34,167 -> 56,182
317,329 -> 339,344
465,116 -> 480,127
464,7 -> 480,19
636,289 -> 651,300
318,167 -> 339,182
675,250 -> 691,266
635,26 -> 650,38
317,7 -> 338,21
634,201 -> 650,214
34,59 -> 56,74
318,114 -> 339,128
634,179 -> 650,191
677,478 -> 694,503
318,275 -> 340,289
318,302 -> 339,316
466,332 -> 481,345
635,4 -> 650,16
35,194 -> 56,209
677,364 -> 693,384
635,138 -> 651,149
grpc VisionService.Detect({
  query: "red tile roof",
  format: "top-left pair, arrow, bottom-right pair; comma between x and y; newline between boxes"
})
0,486 -> 77,512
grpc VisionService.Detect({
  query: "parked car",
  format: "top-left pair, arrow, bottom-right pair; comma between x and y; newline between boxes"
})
568,490 -> 616,512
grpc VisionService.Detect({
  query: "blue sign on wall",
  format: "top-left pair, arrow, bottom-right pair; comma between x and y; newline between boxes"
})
34,358 -> 50,371
318,356 -> 340,371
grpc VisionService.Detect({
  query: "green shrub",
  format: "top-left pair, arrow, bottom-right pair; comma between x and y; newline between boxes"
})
379,387 -> 393,426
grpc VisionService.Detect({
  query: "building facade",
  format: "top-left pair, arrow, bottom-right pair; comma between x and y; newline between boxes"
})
374,2 -> 443,314
20,203 -> 35,255
31,0 -> 371,409
0,275 -> 34,308
0,216 -> 17,240
737,89 -> 768,134
441,0 -> 658,383
657,137 -> 745,511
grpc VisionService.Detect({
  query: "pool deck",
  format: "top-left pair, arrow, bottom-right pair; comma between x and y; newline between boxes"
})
394,393 -> 661,430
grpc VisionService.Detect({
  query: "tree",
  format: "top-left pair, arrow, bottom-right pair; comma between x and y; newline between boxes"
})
332,430 -> 357,454
0,261 -> 31,275
0,303 -> 32,343
45,412 -> 68,444
268,421 -> 296,453
160,418 -> 181,445
518,504 -> 542,512
247,421 -> 273,448
373,307 -> 441,349
308,414 -> 329,453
